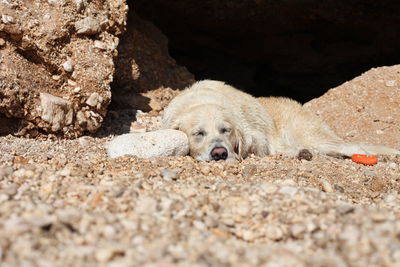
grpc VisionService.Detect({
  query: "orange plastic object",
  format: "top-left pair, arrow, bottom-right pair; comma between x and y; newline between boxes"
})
351,154 -> 378,165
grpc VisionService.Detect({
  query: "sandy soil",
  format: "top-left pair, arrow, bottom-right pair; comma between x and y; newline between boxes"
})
1,108 -> 400,266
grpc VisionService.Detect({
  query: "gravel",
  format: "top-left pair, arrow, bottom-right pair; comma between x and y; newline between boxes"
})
1,112 -> 400,266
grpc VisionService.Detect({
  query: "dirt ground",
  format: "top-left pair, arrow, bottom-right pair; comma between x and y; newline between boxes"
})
2,1 -> 399,265
1,107 -> 400,267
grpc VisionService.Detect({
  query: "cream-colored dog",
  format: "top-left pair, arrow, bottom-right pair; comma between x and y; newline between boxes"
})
162,80 -> 400,161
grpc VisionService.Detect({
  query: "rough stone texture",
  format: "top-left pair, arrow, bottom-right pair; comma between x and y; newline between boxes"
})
107,129 -> 189,158
39,93 -> 74,132
305,65 -> 400,150
111,12 -> 195,113
0,0 -> 128,137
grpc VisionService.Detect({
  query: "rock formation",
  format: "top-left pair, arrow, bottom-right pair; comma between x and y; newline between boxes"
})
0,0 -> 128,137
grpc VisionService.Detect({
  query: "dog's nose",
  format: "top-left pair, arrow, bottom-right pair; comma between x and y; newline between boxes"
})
211,147 -> 228,160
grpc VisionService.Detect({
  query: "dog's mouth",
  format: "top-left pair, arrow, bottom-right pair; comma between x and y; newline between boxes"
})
210,146 -> 228,161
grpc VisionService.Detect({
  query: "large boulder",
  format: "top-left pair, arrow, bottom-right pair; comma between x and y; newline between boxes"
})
305,65 -> 400,150
0,0 -> 128,138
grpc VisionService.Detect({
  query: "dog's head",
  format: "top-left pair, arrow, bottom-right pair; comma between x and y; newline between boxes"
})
165,104 -> 245,161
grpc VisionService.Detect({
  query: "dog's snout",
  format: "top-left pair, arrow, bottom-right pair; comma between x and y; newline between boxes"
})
211,147 -> 228,160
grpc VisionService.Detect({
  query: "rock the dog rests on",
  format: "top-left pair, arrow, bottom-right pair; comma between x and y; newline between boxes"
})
107,130 -> 189,159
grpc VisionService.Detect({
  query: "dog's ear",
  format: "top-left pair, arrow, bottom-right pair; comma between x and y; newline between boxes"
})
233,127 -> 246,160
162,116 -> 180,130
170,121 -> 180,131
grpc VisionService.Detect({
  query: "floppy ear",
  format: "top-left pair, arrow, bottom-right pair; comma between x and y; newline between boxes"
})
162,115 -> 180,130
233,127 -> 246,160
170,121 -> 180,130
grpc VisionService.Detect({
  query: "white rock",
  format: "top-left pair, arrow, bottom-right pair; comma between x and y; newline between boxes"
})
278,186 -> 298,196
40,93 -> 73,131
47,0 -> 58,5
94,40 -> 107,50
388,162 -> 397,169
260,182 -> 278,194
290,224 -> 306,238
320,178 -> 333,193
1,15 -> 15,24
385,80 -> 396,87
74,0 -> 85,11
75,17 -> 100,35
160,168 -> 180,181
62,60 -> 74,72
106,130 -> 189,159
95,248 -> 114,262
86,92 -> 100,107
265,225 -> 284,240
67,79 -> 77,86
136,196 -> 157,214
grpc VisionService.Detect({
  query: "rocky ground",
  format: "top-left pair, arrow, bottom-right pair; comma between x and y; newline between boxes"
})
1,66 -> 400,266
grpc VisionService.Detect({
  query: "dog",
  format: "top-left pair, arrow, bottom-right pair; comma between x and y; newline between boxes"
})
162,80 -> 400,161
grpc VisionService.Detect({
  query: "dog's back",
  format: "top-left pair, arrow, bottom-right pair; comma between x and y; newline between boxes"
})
258,97 -> 400,156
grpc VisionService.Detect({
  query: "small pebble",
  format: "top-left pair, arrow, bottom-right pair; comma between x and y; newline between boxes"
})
160,168 -> 179,181
3,184 -> 18,196
320,179 -> 333,193
388,162 -> 397,169
78,136 -> 91,146
75,17 -> 101,35
3,167 -> 13,175
298,149 -> 313,161
363,170 -> 376,177
281,179 -> 296,186
260,182 -> 278,194
336,204 -> 355,215
385,80 -> 396,87
86,92 -> 100,107
334,184 -> 345,193
290,224 -> 306,238
241,230 -> 256,241
2,15 -> 15,24
75,0 -> 85,11
261,211 -> 269,218
67,80 -> 77,86
95,248 -> 114,262
278,186 -> 298,196
94,40 -> 107,50
265,225 -> 284,240
370,212 -> 387,222
62,60 -> 74,72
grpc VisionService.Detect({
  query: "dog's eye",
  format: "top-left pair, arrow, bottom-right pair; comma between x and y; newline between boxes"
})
193,130 -> 205,137
221,127 -> 231,134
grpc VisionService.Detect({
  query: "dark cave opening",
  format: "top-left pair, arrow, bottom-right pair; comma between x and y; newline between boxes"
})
134,1 -> 400,103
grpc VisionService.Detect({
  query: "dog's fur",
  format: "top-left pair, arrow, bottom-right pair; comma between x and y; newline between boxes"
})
162,80 -> 400,161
